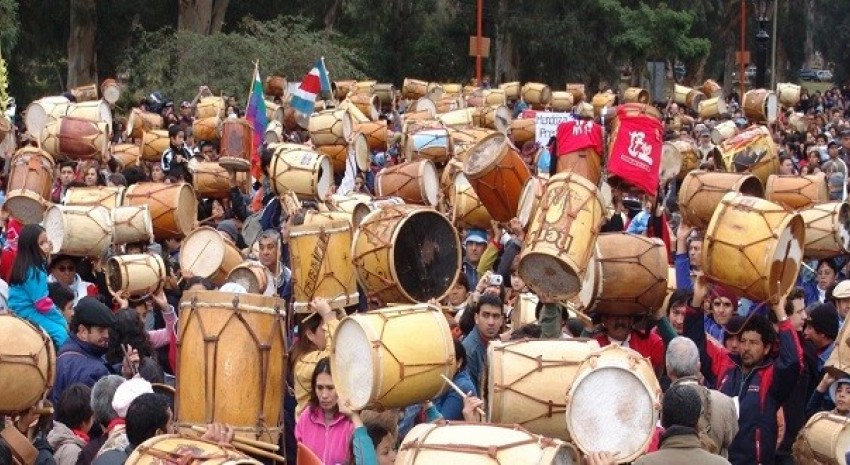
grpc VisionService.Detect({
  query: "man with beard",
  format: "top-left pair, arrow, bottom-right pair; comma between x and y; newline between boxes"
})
594,313 -> 665,375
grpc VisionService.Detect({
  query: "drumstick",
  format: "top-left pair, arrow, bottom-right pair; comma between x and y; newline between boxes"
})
188,425 -> 280,452
440,374 -> 486,417
230,442 -> 285,463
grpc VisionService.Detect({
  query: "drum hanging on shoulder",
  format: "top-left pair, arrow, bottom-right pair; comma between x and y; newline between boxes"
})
463,132 -> 531,222
107,253 -> 165,297
565,344 -> 661,463
677,171 -> 764,229
289,220 -> 358,312
352,205 -> 460,303
488,339 -> 599,440
765,173 -> 828,210
718,125 -> 780,187
123,182 -> 197,239
43,205 -> 113,257
698,97 -> 727,119
375,159 -> 439,207
743,89 -> 779,123
268,143 -> 332,200
111,205 -> 154,245
180,227 -> 243,286
40,117 -> 109,161
799,203 -> 850,260
591,92 -> 616,117
126,108 -> 164,139
0,315 -> 56,414
331,305 -> 455,410
226,261 -> 269,295
566,83 -> 586,103
63,186 -> 125,209
396,422 -> 581,465
177,291 -> 286,444
451,173 -> 491,230
5,147 -> 54,224
663,139 -> 700,181
702,79 -> 723,98
792,412 -> 850,465
584,233 -> 668,316
140,130 -> 171,163
518,172 -> 604,300
703,193 -> 805,302
126,435 -> 261,465
219,117 -> 252,172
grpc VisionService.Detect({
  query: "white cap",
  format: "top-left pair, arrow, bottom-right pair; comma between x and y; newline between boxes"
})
111,377 -> 153,418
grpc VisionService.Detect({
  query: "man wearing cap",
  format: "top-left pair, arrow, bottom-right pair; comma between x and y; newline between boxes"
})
462,229 -> 488,288
696,129 -> 716,163
51,297 -> 123,404
832,280 -> 850,325
804,302 -> 839,373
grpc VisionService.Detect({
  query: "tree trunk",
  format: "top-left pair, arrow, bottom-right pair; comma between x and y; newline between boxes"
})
178,0 -> 230,35
803,0 -> 815,68
493,0 -> 518,84
324,0 -> 343,31
67,0 -> 97,89
722,42 -> 737,97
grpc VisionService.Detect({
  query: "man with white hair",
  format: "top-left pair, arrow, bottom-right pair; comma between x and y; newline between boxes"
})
666,336 -> 738,458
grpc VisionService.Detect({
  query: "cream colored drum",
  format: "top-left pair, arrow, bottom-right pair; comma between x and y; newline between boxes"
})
43,205 -> 113,257
112,205 -> 155,245
451,173 -> 491,230
179,227 -> 243,286
308,109 -> 352,146
777,82 -> 802,108
25,96 -> 70,139
405,127 -> 452,164
226,261 -> 269,295
268,143 -> 332,200
565,344 -> 661,463
792,412 -> 850,465
125,435 -> 260,465
472,105 -> 512,133
63,186 -> 125,209
799,202 -> 850,260
106,254 -> 165,296
437,108 -> 475,129
517,177 -> 545,230
288,220 -> 359,311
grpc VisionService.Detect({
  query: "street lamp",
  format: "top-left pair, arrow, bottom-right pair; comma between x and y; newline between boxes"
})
752,0 -> 774,89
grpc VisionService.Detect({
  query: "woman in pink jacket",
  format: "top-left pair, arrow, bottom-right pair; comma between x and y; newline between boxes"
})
295,357 -> 355,465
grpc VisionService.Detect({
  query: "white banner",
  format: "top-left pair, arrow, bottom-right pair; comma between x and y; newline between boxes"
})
533,112 -> 575,146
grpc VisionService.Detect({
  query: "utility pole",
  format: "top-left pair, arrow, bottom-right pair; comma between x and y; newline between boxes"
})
476,0 -> 483,85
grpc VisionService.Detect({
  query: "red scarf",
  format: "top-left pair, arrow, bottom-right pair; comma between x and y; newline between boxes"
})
106,418 -> 125,433
71,429 -> 90,444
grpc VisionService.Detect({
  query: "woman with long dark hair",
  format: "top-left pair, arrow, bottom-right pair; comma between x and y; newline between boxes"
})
8,224 -> 69,347
294,358 -> 355,464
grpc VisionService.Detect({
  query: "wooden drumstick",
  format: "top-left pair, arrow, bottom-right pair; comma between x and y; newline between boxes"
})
440,374 -> 486,417
188,425 -> 280,452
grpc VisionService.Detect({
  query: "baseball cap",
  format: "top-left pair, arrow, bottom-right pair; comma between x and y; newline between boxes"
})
833,280 -> 850,299
464,229 -> 488,245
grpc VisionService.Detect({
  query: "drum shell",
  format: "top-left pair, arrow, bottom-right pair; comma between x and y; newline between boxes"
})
472,105 -> 511,133
799,202 -> 850,260
349,94 -> 380,121
702,193 -> 805,302
549,91 -> 574,111
264,120 -> 283,144
219,117 -> 252,166
333,80 -> 356,100
126,109 -> 164,139
328,194 -> 372,227
766,174 -> 828,210
521,82 -> 552,108
126,435 -> 260,465
6,147 -> 55,224
123,182 -> 198,239
462,133 -> 531,222
510,118 -> 536,146
193,116 -> 221,142
702,79 -> 723,98
268,143 -> 332,200
591,92 -> 616,117
225,262 -> 269,295
402,78 -> 429,100
405,128 -> 452,164
196,96 -> 225,119
309,109 -> 353,147
516,176 -> 545,230
743,89 -> 778,123
584,233 -> 668,316
556,148 -> 602,185
442,83 -> 463,98
487,339 -> 599,440
352,205 -> 460,303
316,145 -> 349,175
376,159 -> 439,207
179,227 -> 243,286
698,97 -> 727,119
100,79 -> 120,104
664,140 -> 700,181
331,305 -> 455,410
64,186 -> 125,209
437,108 -> 474,129
482,89 -> 507,106
354,121 -> 388,151
451,173 -> 492,229
70,84 -> 98,102
43,205 -> 113,257
107,253 -> 165,296
289,220 -> 359,311
191,162 -> 241,199
678,171 -> 764,229
140,130 -> 171,162
177,291 -> 286,443
718,126 -> 780,186
112,205 -> 155,245
374,83 -> 396,109
352,80 -> 377,96
65,100 -> 113,128
792,412 -> 850,465
566,84 -> 587,103
25,96 -> 71,139
623,88 -> 650,104
826,308 -> 850,378
519,172 -> 604,300
0,315 -> 56,414
112,143 -> 141,169
711,120 -> 738,145
777,82 -> 802,108
41,117 -> 109,161
499,81 -> 521,100
448,127 -> 495,162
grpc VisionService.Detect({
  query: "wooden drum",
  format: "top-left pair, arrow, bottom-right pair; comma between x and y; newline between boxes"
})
219,117 -> 252,172
487,339 -> 599,440
193,116 -> 221,142
191,162 -> 235,199
107,253 -> 165,296
196,97 -> 225,119
473,105 -> 512,133
719,126 -> 780,187
289,220 -> 358,312
516,177 -> 545,230
743,89 -> 778,123
225,262 -> 269,295
331,305 -> 455,410
177,291 -> 286,443
126,435 -> 260,465
677,171 -> 764,229
180,227 -> 243,286
309,109 -> 352,147
521,82 -> 552,108
352,205 -> 460,303
40,117 -> 109,161
111,205 -> 154,245
140,130 -> 171,163
354,121 -> 388,152
25,96 -> 70,139
703,193 -> 805,303
376,159 -> 439,207
64,186 -> 125,209
510,119 -> 536,146
565,345 -> 661,463
126,108 -> 163,139
328,194 -> 372,228
5,147 -> 54,224
448,127 -> 495,163
792,412 -> 850,465
405,127 -> 452,164
123,182 -> 197,239
462,132 -> 531,222
518,172 -> 604,300
451,173 -> 492,230
0,315 -> 55,414
268,143 -> 332,201
43,205 -> 113,257
111,144 -> 141,169
766,173 -> 828,210
799,202 -> 850,260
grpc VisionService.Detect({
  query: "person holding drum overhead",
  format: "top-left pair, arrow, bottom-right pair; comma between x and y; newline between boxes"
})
290,297 -> 340,418
674,223 -> 703,291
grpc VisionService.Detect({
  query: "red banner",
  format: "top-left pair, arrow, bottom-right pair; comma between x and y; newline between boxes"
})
556,120 -> 604,155
608,112 -> 664,195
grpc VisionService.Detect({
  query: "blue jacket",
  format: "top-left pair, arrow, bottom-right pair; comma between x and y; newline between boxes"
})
802,280 -> 823,307
717,320 -> 802,465
434,369 -> 477,420
9,267 -> 69,348
462,327 -> 487,394
51,335 -> 112,404
462,260 -> 479,292
673,253 -> 694,291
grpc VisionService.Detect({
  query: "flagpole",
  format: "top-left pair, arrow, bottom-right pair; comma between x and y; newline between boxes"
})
247,59 -> 259,112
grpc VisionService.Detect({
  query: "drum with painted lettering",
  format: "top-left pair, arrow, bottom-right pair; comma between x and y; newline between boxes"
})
289,220 -> 358,312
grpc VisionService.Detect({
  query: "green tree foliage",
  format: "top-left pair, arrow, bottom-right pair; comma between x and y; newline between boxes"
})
0,0 -> 19,52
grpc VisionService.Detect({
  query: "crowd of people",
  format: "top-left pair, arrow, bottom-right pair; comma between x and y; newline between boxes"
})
0,75 -> 849,465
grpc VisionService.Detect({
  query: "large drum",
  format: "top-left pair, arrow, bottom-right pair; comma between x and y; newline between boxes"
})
510,118 -> 536,146
591,92 -> 616,117
191,162 -> 235,199
126,435 -> 261,465
43,205 -> 113,257
396,423 -> 581,465
584,233 -> 668,316
743,89 -> 779,123
549,91 -> 575,111
451,173 -> 492,230
482,89 -> 507,106
40,117 -> 109,161
826,308 -> 850,378
765,173 -> 828,210
565,344 -> 661,463
463,132 -> 531,222
219,118 -> 252,172
106,253 -> 165,296
225,261 -> 269,295
566,83 -> 587,103
309,109 -> 352,147
126,108 -> 164,139
352,205 -> 460,303
289,220 -> 358,312
698,97 -> 727,119
405,127 -> 452,164
799,202 -> 850,260
111,143 -> 141,169
354,121 -> 388,152
777,82 -> 802,108
556,148 -> 602,186
663,139 -> 700,181
64,186 -> 125,209
623,87 -> 650,104
487,339 -> 599,440
402,78 -> 430,100
0,315 -> 56,414
331,305 -> 455,410
449,127 -> 496,162
177,291 -> 286,443
437,108 -> 474,129
521,82 -> 552,108
718,125 -> 780,187
711,120 -> 739,145
518,172 -> 604,300
196,96 -> 225,119
5,147 -> 54,224
25,96 -> 70,139
100,79 -> 120,105
140,130 -> 171,163
792,412 -> 850,465
193,116 -> 221,142
70,84 -> 98,102
375,159 -> 439,207
180,227 -> 243,286
349,94 -> 380,121
111,205 -> 155,245
65,100 -> 113,128
703,193 -> 805,302
499,81 -> 521,100
123,182 -> 198,239
472,105 -> 512,133
516,176 -> 545,230
678,171 -> 764,229
268,143 -> 332,200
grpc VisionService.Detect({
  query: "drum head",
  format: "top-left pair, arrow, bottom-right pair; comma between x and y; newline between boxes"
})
766,92 -> 778,123
412,98 -> 437,116
419,160 -> 439,207
494,105 -> 512,133
568,366 -> 655,460
353,133 -> 371,171
43,206 -> 65,254
517,178 -> 540,228
180,228 -> 226,278
316,156 -> 332,200
771,215 -> 804,297
333,318 -> 375,409
6,195 -> 47,225
464,133 -> 507,178
106,258 -> 126,294
393,209 -> 460,301
660,142 -> 683,183
228,265 -> 265,294
578,249 -> 600,310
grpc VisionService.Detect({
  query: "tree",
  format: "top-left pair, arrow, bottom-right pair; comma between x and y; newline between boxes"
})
67,0 -> 98,88
178,0 -> 229,35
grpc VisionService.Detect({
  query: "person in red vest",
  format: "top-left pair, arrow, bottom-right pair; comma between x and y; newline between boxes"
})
594,313 -> 665,376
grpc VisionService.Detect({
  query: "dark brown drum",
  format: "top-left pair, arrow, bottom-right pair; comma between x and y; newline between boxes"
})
219,117 -> 252,172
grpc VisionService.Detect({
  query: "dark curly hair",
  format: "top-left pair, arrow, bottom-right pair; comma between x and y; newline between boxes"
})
106,308 -> 155,366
